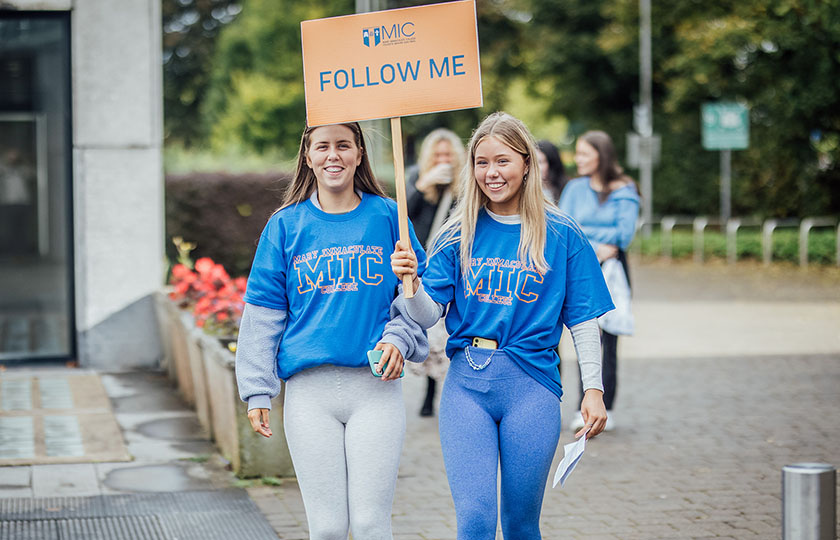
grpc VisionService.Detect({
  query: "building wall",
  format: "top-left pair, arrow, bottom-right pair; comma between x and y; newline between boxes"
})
72,0 -> 164,368
5,0 -> 165,368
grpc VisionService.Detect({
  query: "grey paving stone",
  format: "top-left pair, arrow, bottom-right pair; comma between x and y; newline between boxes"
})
0,466 -> 31,487
246,262 -> 840,540
31,463 -> 101,497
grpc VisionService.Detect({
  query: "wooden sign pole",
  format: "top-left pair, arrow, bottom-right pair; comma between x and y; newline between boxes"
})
390,117 -> 414,298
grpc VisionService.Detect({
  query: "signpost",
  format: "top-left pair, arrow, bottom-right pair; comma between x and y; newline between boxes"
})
702,102 -> 749,223
301,0 -> 482,296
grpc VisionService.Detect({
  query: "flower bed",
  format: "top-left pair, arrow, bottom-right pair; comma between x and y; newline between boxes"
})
156,256 -> 293,478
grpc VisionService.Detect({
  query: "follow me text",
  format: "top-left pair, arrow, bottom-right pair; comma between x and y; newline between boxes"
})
318,55 -> 467,92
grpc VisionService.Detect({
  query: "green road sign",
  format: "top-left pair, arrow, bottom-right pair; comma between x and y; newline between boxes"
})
702,102 -> 749,150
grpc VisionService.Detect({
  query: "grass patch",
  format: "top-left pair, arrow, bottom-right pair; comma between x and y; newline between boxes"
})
633,228 -> 837,264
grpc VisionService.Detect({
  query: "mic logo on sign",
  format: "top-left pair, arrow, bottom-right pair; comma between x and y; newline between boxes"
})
362,22 -> 415,47
362,27 -> 381,47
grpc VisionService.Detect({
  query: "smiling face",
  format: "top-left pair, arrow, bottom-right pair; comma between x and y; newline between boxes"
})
473,135 -> 529,215
305,125 -> 362,196
574,139 -> 600,178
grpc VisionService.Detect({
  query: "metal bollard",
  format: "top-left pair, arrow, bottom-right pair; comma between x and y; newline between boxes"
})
782,463 -> 836,540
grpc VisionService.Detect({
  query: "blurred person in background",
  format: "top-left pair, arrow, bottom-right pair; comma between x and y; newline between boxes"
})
536,139 -> 569,376
536,139 -> 567,204
559,130 -> 640,432
406,128 -> 466,416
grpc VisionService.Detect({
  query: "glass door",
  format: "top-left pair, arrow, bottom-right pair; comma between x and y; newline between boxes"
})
0,13 -> 74,362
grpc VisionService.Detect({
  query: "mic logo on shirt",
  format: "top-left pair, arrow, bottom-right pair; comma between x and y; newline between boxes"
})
464,257 -> 543,305
293,245 -> 384,295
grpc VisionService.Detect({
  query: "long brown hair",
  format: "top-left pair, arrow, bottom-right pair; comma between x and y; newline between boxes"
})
280,122 -> 386,210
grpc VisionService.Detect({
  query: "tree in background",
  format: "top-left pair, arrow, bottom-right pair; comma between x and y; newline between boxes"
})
199,0 -> 353,155
199,0 -> 528,161
163,0 -> 242,147
524,0 -> 840,218
165,0 -> 839,218
659,0 -> 840,217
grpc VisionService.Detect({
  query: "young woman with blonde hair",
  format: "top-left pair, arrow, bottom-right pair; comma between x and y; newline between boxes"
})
236,121 -> 428,540
391,112 -> 614,539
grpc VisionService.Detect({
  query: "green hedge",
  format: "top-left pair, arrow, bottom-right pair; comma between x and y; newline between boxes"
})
165,171 -> 291,276
635,228 -> 838,264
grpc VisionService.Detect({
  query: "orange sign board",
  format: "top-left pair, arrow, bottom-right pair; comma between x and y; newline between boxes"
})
301,0 -> 482,126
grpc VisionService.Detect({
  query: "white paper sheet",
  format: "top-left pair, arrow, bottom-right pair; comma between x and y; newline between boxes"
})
552,428 -> 590,488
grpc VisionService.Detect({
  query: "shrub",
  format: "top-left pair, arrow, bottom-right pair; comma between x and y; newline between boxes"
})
165,171 -> 291,276
634,228 -> 838,264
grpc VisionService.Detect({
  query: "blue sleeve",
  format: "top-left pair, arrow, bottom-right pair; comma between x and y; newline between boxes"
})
243,219 -> 288,311
561,231 -> 614,327
612,197 -> 640,250
421,237 -> 457,307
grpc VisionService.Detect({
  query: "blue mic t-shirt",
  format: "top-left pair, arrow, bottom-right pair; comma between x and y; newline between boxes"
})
422,209 -> 613,399
244,192 -> 426,380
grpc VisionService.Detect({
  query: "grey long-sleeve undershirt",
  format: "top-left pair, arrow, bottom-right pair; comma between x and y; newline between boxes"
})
235,285 -> 429,411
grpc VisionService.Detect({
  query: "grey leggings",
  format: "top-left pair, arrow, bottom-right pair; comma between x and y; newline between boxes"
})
283,364 -> 406,540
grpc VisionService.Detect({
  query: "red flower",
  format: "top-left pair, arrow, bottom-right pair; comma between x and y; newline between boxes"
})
169,255 -> 245,338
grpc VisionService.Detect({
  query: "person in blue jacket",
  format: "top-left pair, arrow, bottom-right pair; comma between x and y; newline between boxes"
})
235,121 -> 428,540
391,112 -> 614,539
559,130 -> 641,432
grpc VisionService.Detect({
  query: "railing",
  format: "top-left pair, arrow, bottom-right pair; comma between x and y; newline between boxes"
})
638,216 -> 839,267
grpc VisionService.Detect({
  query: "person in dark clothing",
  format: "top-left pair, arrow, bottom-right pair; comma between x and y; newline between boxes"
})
536,140 -> 567,204
405,128 -> 466,416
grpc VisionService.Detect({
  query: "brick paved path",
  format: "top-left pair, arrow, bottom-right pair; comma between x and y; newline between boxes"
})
250,261 -> 840,539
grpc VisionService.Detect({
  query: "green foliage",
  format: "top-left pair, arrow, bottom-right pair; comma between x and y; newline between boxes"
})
202,0 -> 353,154
635,228 -> 838,264
163,0 -> 242,146
165,171 -> 291,276
167,0 -> 840,220
164,142 -> 292,174
523,0 -> 840,218
260,476 -> 284,486
200,0 -> 535,163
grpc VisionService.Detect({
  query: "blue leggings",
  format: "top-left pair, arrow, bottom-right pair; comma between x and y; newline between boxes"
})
439,347 -> 562,540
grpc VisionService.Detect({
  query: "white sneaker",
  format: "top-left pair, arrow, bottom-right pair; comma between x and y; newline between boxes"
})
604,414 -> 615,431
570,413 -> 585,430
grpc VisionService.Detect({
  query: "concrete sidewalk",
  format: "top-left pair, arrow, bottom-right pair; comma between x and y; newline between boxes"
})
0,370 -> 278,539
1,259 -> 837,539
249,260 -> 840,539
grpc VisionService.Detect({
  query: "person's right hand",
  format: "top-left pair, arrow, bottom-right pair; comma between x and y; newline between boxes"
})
248,408 -> 272,438
416,163 -> 453,192
426,163 -> 453,185
391,241 -> 419,286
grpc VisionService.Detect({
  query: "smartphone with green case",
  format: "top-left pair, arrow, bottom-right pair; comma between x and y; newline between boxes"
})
367,349 -> 405,378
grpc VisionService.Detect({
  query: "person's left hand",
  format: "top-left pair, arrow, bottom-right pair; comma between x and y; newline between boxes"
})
373,342 -> 404,381
595,244 -> 618,263
577,388 -> 607,439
